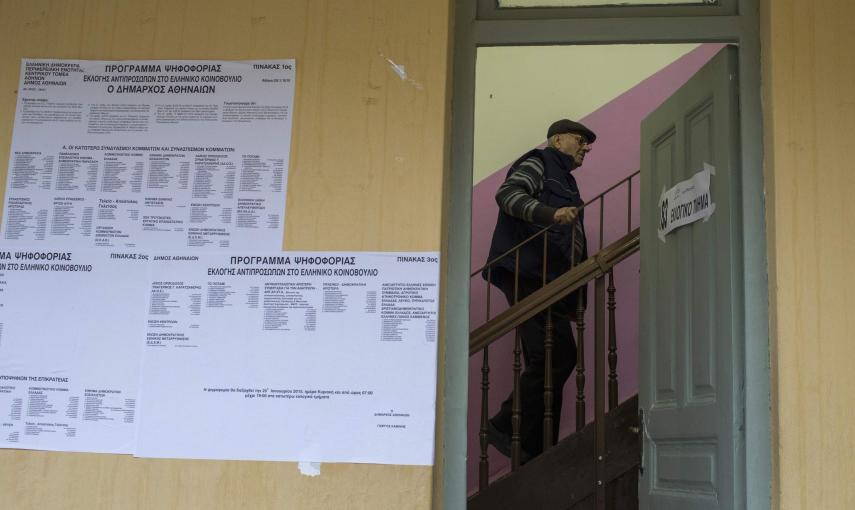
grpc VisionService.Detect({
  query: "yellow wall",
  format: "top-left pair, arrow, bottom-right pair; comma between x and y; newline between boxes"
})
0,1 -> 451,509
762,0 -> 855,508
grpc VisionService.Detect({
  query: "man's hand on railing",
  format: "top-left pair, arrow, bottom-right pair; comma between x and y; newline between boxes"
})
553,206 -> 578,225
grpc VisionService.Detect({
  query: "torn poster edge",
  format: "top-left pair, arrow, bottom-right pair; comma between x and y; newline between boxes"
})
298,461 -> 321,477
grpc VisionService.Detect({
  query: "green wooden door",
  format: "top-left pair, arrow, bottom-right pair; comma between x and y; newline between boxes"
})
639,46 -> 744,510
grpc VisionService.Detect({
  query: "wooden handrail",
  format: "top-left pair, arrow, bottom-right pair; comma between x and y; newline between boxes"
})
470,170 -> 639,278
469,227 -> 640,355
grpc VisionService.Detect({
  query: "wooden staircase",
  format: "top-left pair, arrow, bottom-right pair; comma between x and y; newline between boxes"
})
468,395 -> 641,510
470,166 -> 643,509
469,220 -> 641,509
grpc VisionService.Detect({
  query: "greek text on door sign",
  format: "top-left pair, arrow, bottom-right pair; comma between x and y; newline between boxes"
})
657,162 -> 716,242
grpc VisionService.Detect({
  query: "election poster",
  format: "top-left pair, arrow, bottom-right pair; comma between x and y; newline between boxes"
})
0,249 -> 149,453
134,252 -> 440,465
0,58 -> 443,467
2,59 -> 295,250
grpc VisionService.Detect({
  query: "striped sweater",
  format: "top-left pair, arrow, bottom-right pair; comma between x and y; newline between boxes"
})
495,155 -> 557,226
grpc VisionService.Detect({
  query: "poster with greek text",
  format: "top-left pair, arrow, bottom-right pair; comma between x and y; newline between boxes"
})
0,249 -> 149,453
135,252 -> 439,465
2,59 -> 295,250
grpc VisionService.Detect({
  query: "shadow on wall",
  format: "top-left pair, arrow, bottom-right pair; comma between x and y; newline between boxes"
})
467,43 -> 726,492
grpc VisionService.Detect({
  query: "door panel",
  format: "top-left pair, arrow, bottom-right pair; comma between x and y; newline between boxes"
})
652,132 -> 678,408
639,46 -> 743,510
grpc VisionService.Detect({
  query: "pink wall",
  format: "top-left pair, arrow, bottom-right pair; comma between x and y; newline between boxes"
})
467,43 -> 726,491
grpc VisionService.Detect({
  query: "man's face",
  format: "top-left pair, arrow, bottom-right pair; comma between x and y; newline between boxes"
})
555,132 -> 593,166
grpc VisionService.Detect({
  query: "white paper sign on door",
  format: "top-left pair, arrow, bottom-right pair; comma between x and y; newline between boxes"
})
657,163 -> 716,241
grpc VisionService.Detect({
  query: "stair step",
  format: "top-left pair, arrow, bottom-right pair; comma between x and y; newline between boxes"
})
468,395 -> 640,510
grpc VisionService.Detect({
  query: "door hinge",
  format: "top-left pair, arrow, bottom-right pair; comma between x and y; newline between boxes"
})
636,408 -> 645,477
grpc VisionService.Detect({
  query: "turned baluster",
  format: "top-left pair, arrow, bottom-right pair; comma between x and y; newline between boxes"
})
608,269 -> 619,410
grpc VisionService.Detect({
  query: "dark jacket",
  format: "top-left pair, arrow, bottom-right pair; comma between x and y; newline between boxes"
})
483,147 -> 588,310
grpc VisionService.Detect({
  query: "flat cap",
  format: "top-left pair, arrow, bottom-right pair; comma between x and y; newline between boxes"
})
547,119 -> 596,143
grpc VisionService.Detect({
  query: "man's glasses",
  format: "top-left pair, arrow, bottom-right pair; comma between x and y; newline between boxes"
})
567,133 -> 590,146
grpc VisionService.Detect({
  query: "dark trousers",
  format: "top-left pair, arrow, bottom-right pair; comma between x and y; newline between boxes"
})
490,276 -> 578,457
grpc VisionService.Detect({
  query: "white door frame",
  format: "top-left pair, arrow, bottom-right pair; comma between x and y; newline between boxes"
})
440,1 -> 770,508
